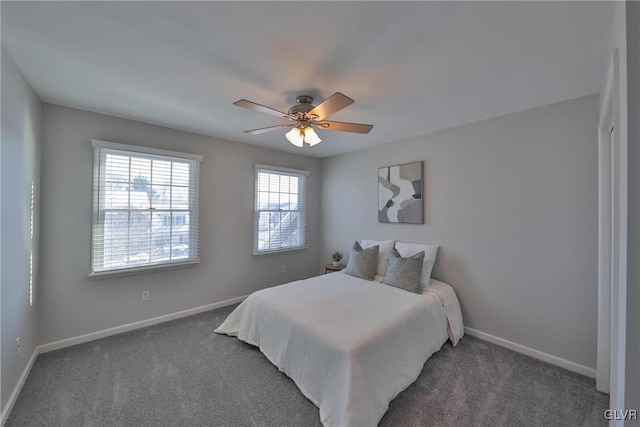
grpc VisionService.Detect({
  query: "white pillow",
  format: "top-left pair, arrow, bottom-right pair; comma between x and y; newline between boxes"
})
360,239 -> 395,276
394,241 -> 439,286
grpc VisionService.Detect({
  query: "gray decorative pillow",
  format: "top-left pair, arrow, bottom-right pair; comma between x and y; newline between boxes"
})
344,241 -> 379,281
382,247 -> 425,293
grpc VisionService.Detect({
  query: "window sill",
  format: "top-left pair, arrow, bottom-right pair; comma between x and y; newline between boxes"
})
252,247 -> 307,257
89,260 -> 200,279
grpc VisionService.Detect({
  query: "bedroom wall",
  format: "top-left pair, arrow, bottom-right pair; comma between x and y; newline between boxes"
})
1,48 -> 42,415
38,104 -> 321,344
320,95 -> 599,370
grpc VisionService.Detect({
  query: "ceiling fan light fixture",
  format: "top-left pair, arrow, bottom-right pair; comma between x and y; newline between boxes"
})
234,92 -> 373,148
303,126 -> 322,146
285,127 -> 304,147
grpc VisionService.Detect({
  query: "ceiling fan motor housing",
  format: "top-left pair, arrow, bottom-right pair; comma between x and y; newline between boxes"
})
288,95 -> 315,118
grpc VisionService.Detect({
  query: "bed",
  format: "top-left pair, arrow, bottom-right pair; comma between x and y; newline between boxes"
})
215,270 -> 464,427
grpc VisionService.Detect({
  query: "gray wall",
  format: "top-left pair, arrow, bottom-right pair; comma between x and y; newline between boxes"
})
1,48 -> 42,413
38,104 -> 321,344
625,0 -> 639,416
320,95 -> 599,369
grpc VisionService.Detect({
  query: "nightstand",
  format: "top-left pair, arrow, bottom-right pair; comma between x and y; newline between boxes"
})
325,263 -> 346,274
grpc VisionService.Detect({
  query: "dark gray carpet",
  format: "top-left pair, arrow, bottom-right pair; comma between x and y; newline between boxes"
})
7,304 -> 608,426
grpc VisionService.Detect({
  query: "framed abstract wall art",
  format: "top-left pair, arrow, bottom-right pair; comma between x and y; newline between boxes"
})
378,161 -> 423,224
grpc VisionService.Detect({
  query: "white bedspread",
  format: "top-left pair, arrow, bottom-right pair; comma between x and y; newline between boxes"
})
215,272 -> 463,427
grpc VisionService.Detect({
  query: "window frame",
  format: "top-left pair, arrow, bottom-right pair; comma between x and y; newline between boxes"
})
90,139 -> 203,278
253,164 -> 309,256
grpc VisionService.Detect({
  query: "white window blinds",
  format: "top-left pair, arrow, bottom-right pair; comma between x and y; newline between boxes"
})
254,165 -> 308,255
91,140 -> 202,276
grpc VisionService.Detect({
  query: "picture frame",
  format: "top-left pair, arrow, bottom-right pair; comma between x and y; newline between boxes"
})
378,161 -> 423,224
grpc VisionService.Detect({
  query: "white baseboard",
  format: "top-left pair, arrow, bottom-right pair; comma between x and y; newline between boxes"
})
1,347 -> 39,427
39,294 -> 248,354
464,326 -> 596,378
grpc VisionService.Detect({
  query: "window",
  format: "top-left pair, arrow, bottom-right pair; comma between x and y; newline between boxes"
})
91,140 -> 202,276
254,164 -> 308,255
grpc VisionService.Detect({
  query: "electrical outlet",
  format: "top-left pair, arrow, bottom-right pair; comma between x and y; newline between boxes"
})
281,265 -> 286,273
142,290 -> 150,301
15,336 -> 21,356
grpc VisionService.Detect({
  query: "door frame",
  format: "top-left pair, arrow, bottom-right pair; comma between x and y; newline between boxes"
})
597,48 -> 627,414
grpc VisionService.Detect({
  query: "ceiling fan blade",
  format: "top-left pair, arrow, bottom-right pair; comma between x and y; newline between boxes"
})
244,123 -> 294,135
307,92 -> 355,120
234,99 -> 293,119
316,120 -> 374,134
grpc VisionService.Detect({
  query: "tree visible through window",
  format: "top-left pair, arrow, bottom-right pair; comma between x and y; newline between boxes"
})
254,165 -> 308,254
91,140 -> 202,275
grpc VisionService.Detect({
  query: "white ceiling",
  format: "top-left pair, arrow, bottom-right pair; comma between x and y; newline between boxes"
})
2,1 -> 612,158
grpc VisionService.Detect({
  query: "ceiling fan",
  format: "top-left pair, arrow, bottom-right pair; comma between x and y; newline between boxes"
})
233,92 -> 373,147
